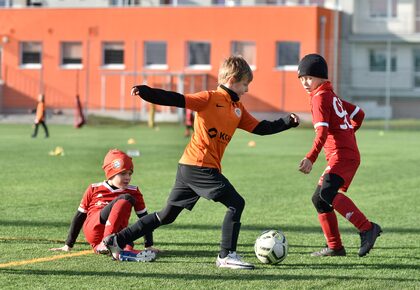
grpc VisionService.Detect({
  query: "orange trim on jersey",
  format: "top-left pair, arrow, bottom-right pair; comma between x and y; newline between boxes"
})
180,87 -> 259,171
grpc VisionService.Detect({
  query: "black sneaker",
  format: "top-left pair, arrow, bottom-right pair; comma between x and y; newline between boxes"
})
359,222 -> 382,257
311,247 -> 346,257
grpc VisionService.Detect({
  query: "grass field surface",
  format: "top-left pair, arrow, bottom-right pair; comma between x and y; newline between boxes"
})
0,121 -> 419,289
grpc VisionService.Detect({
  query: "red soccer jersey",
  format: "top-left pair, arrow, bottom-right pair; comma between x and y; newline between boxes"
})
179,87 -> 259,171
307,82 -> 364,163
78,181 -> 147,217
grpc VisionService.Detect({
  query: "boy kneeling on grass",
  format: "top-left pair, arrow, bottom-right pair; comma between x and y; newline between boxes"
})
50,149 -> 159,262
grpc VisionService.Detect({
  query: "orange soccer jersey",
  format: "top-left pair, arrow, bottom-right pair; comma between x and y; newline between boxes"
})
179,87 -> 259,171
35,101 -> 45,123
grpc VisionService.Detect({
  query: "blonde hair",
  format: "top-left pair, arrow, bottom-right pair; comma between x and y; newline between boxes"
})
218,55 -> 253,84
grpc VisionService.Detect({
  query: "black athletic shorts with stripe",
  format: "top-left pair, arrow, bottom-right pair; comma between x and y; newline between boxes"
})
167,164 -> 238,210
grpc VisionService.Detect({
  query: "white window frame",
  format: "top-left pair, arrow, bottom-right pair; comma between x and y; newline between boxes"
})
186,41 -> 211,70
369,0 -> 397,19
102,41 -> 125,70
369,48 -> 397,72
144,41 -> 168,70
275,41 -> 300,70
60,42 -> 83,69
20,41 -> 42,69
231,41 -> 256,70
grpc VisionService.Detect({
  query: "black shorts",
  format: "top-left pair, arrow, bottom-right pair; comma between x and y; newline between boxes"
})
167,164 -> 238,210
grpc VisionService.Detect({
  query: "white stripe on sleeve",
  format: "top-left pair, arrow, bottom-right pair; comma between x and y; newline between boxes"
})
78,207 -> 87,213
314,122 -> 329,129
136,208 -> 147,215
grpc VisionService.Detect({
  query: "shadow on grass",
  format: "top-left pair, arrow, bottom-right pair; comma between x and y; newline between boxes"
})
0,268 -> 419,283
2,219 -> 420,235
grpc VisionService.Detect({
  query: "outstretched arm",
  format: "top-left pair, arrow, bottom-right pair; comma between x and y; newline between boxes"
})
252,113 -> 299,135
49,210 -> 87,251
131,85 -> 186,108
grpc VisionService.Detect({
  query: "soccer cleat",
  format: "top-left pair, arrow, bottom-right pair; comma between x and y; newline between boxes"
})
94,242 -> 110,255
359,222 -> 382,257
102,234 -> 123,260
119,250 -> 157,262
311,247 -> 346,257
216,251 -> 255,270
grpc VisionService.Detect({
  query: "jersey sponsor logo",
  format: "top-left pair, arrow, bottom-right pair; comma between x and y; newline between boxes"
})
219,131 -> 231,142
95,201 -> 109,207
208,128 -> 218,138
234,108 -> 241,118
207,127 -> 232,142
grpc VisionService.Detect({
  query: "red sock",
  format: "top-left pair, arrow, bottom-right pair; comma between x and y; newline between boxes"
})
332,193 -> 372,232
318,212 -> 343,250
103,199 -> 132,238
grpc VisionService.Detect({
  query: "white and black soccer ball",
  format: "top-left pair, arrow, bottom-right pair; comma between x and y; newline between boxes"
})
254,229 -> 288,264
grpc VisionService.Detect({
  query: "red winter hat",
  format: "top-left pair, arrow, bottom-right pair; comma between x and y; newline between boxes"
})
102,149 -> 133,179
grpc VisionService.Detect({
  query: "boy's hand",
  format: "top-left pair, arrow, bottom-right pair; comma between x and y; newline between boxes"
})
146,246 -> 162,253
289,113 -> 300,127
131,86 -> 141,96
299,157 -> 313,174
49,245 -> 72,252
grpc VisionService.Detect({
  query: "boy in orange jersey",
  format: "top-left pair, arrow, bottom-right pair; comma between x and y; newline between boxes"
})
297,53 -> 382,257
103,56 -> 300,269
50,149 -> 158,262
31,94 -> 49,138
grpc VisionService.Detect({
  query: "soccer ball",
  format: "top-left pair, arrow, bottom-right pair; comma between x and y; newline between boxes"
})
254,230 -> 288,264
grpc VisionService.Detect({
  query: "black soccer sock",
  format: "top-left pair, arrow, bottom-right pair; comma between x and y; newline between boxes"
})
116,212 -> 161,248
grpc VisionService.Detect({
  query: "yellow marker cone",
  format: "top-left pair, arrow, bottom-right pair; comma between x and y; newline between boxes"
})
248,140 -> 256,147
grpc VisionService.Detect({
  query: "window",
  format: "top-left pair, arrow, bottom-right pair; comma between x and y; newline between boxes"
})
369,48 -> 397,72
61,42 -> 82,68
414,49 -> 420,88
144,41 -> 167,69
276,41 -> 300,68
187,41 -> 211,68
416,0 -> 420,32
20,41 -> 42,68
369,0 -> 397,18
102,42 -> 124,68
231,41 -> 256,68
297,0 -> 325,5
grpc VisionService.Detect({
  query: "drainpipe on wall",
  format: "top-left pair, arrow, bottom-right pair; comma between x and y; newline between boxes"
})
333,0 -> 340,90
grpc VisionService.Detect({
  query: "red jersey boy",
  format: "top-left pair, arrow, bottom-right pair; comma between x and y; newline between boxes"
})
50,149 -> 157,261
297,53 -> 382,257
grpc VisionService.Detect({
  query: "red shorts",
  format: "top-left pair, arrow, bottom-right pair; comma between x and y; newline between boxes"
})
318,157 -> 360,192
83,211 -> 105,248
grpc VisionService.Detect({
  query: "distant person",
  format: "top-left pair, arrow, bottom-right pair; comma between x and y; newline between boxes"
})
50,149 -> 159,262
184,108 -> 194,137
297,53 -> 382,257
103,55 -> 299,269
31,94 -> 49,138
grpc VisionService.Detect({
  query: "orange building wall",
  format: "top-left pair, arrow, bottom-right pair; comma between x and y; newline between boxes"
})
0,6 -> 337,114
